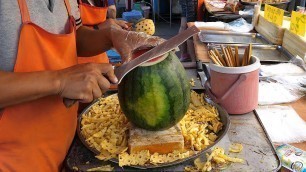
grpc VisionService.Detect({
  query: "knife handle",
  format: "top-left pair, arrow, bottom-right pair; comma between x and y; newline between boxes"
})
196,60 -> 203,71
63,98 -> 77,108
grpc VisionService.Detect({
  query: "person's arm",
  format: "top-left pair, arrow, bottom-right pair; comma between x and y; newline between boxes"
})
76,25 -> 114,57
76,24 -> 165,61
0,71 -> 59,108
107,5 -> 117,19
0,63 -> 117,109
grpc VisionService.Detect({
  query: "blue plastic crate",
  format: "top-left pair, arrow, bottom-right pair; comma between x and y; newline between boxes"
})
122,10 -> 143,23
107,50 -> 121,63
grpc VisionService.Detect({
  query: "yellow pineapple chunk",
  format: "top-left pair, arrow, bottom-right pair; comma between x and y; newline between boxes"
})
135,19 -> 155,35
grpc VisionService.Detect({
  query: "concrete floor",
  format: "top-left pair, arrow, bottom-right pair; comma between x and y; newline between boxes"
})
154,19 -> 185,59
154,20 -> 181,39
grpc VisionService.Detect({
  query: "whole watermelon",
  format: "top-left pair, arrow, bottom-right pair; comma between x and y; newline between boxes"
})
118,51 -> 190,131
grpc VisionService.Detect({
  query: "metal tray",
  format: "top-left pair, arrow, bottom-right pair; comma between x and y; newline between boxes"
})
207,43 -> 294,63
240,0 -> 291,5
75,92 -> 230,169
65,106 -> 281,172
198,30 -> 271,45
65,69 -> 281,171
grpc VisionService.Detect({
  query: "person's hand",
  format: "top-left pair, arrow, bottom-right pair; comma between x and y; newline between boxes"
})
98,19 -> 129,30
56,63 -> 117,103
110,27 -> 165,62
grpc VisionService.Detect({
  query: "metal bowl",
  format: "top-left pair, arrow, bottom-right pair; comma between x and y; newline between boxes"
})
77,92 -> 230,169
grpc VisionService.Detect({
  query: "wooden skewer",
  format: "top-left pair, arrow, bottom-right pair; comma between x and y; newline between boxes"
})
213,48 -> 226,66
225,48 -> 233,67
209,51 -> 218,65
221,45 -> 231,67
211,50 -> 226,66
209,51 -> 222,66
231,47 -> 237,67
213,48 -> 222,59
227,46 -> 234,67
235,46 -> 240,67
227,46 -> 236,67
212,53 -> 224,66
242,46 -> 249,66
247,44 -> 252,65
212,52 -> 224,66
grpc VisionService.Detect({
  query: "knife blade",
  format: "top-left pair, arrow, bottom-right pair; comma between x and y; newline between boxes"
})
202,63 -> 210,81
115,25 -> 200,84
196,60 -> 207,88
63,26 -> 200,108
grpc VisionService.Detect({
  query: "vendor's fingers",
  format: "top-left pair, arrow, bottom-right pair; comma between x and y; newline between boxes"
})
98,63 -> 113,73
115,20 -> 129,29
97,75 -> 111,91
146,36 -> 166,46
97,64 -> 118,83
79,90 -> 94,103
104,68 -> 118,84
173,47 -> 180,52
126,22 -> 133,30
120,51 -> 132,63
133,35 -> 166,50
92,81 -> 103,100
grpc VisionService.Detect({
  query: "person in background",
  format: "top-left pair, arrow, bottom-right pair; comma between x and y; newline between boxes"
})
77,0 -> 129,112
107,0 -> 117,19
84,0 -> 117,19
178,0 -> 196,62
0,0 -> 163,171
78,0 -> 127,64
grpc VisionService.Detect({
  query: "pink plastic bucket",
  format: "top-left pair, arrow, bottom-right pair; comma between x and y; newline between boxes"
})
205,56 -> 261,114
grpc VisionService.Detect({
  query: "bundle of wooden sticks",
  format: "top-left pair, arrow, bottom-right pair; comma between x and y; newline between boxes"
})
208,44 -> 253,67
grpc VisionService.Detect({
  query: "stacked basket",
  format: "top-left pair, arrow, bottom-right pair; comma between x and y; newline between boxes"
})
282,29 -> 306,59
255,13 -> 291,45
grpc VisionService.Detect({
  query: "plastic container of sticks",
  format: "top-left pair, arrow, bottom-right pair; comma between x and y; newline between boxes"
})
204,44 -> 261,114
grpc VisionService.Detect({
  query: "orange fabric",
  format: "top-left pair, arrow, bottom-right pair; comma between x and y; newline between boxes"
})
0,0 -> 78,171
197,0 -> 204,21
78,0 -> 109,64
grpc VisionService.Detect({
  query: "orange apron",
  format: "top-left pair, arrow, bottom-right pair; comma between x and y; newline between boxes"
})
0,0 -> 78,171
78,0 -> 109,64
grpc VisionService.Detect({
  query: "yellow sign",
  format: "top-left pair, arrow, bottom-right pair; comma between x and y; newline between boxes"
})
264,4 -> 284,26
290,11 -> 306,37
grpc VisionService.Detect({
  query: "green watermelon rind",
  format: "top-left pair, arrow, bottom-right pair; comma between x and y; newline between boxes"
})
118,51 -> 190,131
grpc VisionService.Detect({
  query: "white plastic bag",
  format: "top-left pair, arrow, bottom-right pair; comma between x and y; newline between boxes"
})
225,18 -> 253,33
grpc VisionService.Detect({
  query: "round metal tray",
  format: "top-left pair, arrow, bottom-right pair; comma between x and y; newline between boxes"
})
77,92 -> 230,169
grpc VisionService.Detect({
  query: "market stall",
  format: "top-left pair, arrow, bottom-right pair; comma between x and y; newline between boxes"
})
202,0 -> 292,22
5,0 -> 306,171
190,6 -> 306,171
64,5 -> 306,172
187,22 -> 306,150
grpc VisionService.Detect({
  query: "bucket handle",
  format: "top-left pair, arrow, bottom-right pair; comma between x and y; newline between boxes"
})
204,74 -> 249,103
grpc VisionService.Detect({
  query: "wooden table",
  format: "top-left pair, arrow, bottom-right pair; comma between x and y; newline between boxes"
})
188,22 -> 306,151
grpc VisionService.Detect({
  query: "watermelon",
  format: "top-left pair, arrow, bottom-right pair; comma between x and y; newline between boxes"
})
132,48 -> 168,67
118,50 -> 190,131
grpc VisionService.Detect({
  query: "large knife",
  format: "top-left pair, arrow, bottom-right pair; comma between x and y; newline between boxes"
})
115,25 -> 200,84
64,26 -> 200,107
